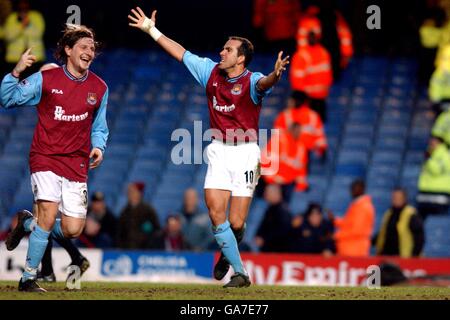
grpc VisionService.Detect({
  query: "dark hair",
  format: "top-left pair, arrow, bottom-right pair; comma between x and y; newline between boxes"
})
290,90 -> 309,106
351,179 -> 366,193
54,24 -> 99,64
304,202 -> 323,219
229,36 -> 254,67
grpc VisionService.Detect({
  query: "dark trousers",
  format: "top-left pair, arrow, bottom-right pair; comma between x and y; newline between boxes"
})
416,192 -> 450,220
310,98 -> 327,123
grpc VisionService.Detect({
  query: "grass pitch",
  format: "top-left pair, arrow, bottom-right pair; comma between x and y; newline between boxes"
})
0,281 -> 449,300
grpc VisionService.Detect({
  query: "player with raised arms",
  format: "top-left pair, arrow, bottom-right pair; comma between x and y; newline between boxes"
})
128,6 -> 289,287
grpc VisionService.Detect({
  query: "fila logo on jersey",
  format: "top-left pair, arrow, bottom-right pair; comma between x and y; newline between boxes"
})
54,106 -> 88,122
51,89 -> 63,94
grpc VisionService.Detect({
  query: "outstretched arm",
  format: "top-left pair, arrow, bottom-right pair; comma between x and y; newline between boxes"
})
257,51 -> 290,92
128,7 -> 186,62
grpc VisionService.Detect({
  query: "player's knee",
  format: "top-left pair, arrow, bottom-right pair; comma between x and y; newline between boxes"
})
208,208 -> 226,226
62,224 -> 83,238
229,217 -> 245,230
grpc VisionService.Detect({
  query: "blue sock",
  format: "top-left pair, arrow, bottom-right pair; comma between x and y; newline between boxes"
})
50,219 -> 65,240
213,221 -> 246,275
23,217 -> 36,233
22,225 -> 50,281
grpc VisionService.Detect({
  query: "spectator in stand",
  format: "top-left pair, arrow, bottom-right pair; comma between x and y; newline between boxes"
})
418,5 -> 446,84
330,179 -> 375,257
0,0 -> 12,76
429,44 -> 450,115
274,90 -> 327,157
151,214 -> 191,251
432,99 -> 450,146
261,121 -> 309,203
252,0 -> 301,54
290,26 -> 333,122
178,188 -> 214,251
117,182 -> 161,249
296,1 -> 353,80
254,184 -> 292,252
289,203 -> 335,255
416,136 -> 450,220
375,188 -> 424,257
4,0 -> 45,79
76,191 -> 118,248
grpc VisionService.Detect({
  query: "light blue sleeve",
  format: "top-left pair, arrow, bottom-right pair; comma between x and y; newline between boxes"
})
182,51 -> 217,88
250,72 -> 272,105
91,87 -> 109,153
0,72 -> 42,108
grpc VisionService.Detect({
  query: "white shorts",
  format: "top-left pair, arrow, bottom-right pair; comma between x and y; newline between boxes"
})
204,140 -> 261,197
31,171 -> 88,219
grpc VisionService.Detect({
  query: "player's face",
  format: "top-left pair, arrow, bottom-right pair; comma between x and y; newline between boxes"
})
218,39 -> 245,71
65,37 -> 95,75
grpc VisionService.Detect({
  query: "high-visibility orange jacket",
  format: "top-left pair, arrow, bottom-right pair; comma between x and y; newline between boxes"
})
290,45 -> 333,99
296,6 -> 353,68
296,7 -> 321,48
334,195 -> 375,257
274,104 -> 328,154
261,131 -> 308,191
253,0 -> 301,41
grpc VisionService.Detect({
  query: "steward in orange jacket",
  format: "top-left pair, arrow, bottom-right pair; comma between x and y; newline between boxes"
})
290,30 -> 332,121
253,0 -> 301,42
261,122 -> 309,194
274,91 -> 328,155
296,5 -> 353,78
333,180 -> 375,257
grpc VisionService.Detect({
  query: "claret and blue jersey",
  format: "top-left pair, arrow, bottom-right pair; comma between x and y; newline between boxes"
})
0,66 -> 109,182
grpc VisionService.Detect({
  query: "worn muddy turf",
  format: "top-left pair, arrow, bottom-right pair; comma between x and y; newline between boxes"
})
0,281 -> 449,300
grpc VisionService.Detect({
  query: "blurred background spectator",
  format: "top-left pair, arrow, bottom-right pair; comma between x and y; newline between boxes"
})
252,0 -> 300,54
117,182 -> 161,249
416,136 -> 450,220
254,184 -> 292,252
151,215 -> 191,251
432,100 -> 450,146
0,0 -> 12,76
3,0 -> 45,79
178,188 -> 214,252
291,17 -> 333,122
261,122 -> 308,203
289,202 -> 335,255
331,179 -> 375,257
375,188 -> 424,257
428,44 -> 450,115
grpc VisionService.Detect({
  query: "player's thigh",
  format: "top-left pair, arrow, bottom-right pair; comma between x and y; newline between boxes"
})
31,171 -> 62,203
204,188 -> 231,226
229,196 -> 253,230
204,141 -> 233,191
59,178 -> 88,237
60,214 -> 86,238
230,143 -> 261,197
31,171 -> 63,230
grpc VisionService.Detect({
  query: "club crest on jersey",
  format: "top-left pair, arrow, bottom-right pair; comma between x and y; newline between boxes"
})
231,84 -> 242,95
87,92 -> 97,105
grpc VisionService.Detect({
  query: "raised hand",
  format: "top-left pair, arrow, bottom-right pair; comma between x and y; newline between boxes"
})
13,48 -> 36,77
274,51 -> 290,78
128,7 -> 157,33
